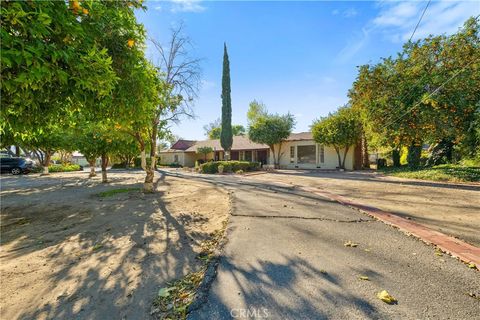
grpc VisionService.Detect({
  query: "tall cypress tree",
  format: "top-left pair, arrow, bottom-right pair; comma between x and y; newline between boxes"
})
220,43 -> 233,159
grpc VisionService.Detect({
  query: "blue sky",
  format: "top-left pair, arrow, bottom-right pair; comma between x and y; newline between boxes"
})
136,0 -> 479,140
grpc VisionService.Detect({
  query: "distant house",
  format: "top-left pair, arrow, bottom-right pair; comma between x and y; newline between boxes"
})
160,132 -> 359,170
159,136 -> 269,167
70,152 -> 101,167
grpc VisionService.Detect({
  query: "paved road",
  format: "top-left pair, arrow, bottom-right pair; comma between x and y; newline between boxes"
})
159,170 -> 480,320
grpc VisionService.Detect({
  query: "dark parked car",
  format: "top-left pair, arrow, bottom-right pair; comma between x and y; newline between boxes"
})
0,157 -> 33,175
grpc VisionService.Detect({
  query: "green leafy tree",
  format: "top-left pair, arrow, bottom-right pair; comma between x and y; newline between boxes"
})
248,104 -> 295,168
203,118 -> 245,139
21,125 -> 75,174
349,17 -> 480,167
75,121 -> 133,181
197,146 -> 214,161
247,100 -> 267,124
220,43 -> 233,159
1,1 -> 119,136
311,107 -> 362,169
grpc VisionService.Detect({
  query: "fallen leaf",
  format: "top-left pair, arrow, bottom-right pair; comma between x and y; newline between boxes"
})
377,290 -> 397,304
467,263 -> 476,269
467,292 -> 480,300
320,269 -> 327,274
92,244 -> 103,251
344,240 -> 359,248
359,276 -> 369,281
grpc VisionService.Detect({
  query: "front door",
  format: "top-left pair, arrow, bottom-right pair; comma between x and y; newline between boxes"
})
230,151 -> 239,160
256,150 -> 268,164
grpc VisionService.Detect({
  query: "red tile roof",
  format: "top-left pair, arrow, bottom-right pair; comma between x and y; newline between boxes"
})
170,139 -> 197,150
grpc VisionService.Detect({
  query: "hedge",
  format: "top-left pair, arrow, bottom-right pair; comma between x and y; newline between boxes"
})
199,161 -> 260,174
48,164 -> 82,172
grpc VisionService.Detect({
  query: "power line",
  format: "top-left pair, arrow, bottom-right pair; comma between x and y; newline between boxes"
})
382,14 -> 480,129
383,57 -> 478,130
409,0 -> 431,43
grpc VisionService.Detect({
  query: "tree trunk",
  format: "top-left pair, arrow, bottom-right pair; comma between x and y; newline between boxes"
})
361,133 -> 369,169
15,145 -> 20,157
270,145 -> 277,169
41,151 -> 52,175
341,146 -> 350,170
140,149 -> 147,171
143,151 -> 156,193
101,153 -> 108,183
392,148 -> 401,167
407,142 -> 422,169
88,159 -> 97,178
276,141 -> 283,168
144,163 -> 155,193
335,147 -> 342,169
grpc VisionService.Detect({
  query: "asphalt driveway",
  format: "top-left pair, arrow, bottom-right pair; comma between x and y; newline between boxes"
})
246,170 -> 480,247
160,170 -> 480,320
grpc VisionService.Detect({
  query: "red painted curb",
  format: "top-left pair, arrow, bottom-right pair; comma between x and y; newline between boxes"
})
298,186 -> 480,267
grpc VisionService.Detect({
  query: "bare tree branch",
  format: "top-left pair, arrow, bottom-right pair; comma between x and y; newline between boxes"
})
149,22 -> 202,126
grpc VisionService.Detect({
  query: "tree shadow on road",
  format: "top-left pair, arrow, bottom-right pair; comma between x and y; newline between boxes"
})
190,253 -> 378,320
1,172 -> 225,320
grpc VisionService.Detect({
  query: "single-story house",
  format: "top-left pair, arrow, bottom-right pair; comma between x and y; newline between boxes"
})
159,136 -> 270,167
160,132 -> 360,170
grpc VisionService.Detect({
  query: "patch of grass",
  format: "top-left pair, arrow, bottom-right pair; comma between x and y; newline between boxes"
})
380,164 -> 480,183
152,220 -> 228,319
92,243 -> 104,251
97,187 -> 139,198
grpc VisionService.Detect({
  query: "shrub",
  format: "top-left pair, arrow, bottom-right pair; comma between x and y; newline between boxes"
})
217,164 -> 225,174
111,162 -> 129,169
134,157 -> 152,168
48,164 -> 82,172
199,161 -> 260,174
158,163 -> 182,168
235,169 -> 244,174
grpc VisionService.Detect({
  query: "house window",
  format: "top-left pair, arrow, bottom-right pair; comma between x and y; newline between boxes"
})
297,145 -> 316,164
174,155 -> 179,163
244,151 -> 252,162
290,146 -> 295,163
319,145 -> 325,163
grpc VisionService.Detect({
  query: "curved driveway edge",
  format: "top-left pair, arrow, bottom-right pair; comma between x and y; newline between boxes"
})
299,186 -> 480,267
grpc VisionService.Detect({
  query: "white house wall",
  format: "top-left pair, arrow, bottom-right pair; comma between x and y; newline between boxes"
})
159,152 -> 213,167
269,140 -> 354,170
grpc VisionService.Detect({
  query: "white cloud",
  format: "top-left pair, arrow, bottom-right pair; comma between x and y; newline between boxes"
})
154,5 -> 162,11
332,7 -> 358,18
169,0 -> 206,13
343,8 -> 358,18
337,26 -> 372,63
336,0 -> 479,62
373,0 -> 479,42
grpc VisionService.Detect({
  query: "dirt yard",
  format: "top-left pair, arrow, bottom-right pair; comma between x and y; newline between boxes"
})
245,170 -> 480,247
0,170 -> 229,319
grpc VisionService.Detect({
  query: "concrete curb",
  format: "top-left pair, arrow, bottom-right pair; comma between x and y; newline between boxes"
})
299,186 -> 480,267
